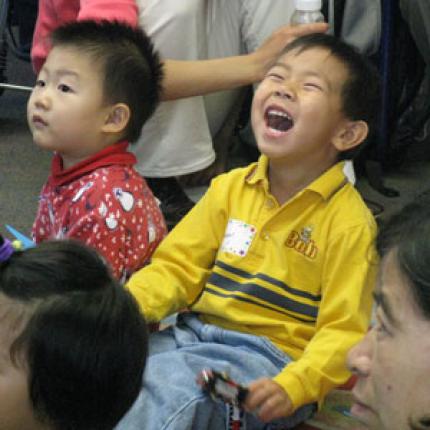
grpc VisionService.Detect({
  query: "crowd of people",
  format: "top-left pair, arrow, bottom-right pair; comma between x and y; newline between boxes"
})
1,1 -> 430,429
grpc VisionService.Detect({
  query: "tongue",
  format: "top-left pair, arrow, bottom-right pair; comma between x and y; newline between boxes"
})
267,115 -> 293,132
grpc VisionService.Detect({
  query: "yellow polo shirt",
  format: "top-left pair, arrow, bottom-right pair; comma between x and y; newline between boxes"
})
128,155 -> 377,410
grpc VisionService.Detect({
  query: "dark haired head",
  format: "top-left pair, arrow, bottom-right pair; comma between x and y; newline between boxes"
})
376,191 -> 430,319
282,33 -> 381,160
0,238 -> 147,429
51,20 -> 163,142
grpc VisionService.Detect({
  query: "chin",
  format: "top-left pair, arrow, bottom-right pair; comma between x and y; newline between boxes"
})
33,139 -> 56,152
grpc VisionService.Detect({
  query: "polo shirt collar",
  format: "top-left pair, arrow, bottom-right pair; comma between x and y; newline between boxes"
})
246,155 -> 347,200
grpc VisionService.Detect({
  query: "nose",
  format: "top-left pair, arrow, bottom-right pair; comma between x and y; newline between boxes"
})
347,330 -> 373,377
274,83 -> 295,101
31,86 -> 51,110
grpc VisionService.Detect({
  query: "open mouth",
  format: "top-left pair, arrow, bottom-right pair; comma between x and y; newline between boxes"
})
264,107 -> 294,132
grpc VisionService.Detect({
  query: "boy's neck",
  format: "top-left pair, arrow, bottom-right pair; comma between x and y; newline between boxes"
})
268,158 -> 336,205
61,134 -> 124,170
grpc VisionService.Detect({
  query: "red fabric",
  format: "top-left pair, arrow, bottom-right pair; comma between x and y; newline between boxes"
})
31,0 -> 138,72
49,141 -> 136,186
32,143 -> 167,281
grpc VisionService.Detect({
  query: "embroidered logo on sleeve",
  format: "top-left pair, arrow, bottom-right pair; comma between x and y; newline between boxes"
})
220,219 -> 256,257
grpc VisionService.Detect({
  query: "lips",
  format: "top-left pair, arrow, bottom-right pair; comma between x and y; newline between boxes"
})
32,114 -> 48,127
350,391 -> 375,423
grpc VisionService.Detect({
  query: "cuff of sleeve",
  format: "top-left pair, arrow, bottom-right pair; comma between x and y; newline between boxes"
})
272,372 -> 307,412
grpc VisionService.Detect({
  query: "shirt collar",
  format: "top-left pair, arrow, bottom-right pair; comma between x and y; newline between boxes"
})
246,155 -> 347,201
49,140 -> 136,187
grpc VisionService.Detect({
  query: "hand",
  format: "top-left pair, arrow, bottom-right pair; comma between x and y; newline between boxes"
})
243,377 -> 294,423
251,22 -> 329,81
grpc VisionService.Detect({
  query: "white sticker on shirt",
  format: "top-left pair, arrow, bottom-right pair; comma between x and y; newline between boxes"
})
220,219 -> 256,257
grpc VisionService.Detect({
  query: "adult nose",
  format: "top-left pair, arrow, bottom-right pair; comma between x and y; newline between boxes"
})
347,330 -> 373,377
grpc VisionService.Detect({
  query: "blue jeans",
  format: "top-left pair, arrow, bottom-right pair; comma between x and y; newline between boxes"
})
116,313 -> 315,430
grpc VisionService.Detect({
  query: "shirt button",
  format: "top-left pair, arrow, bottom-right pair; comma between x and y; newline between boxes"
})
262,232 -> 270,240
266,199 -> 275,209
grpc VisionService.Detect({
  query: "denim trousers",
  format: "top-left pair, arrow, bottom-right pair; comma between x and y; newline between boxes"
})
116,313 -> 315,430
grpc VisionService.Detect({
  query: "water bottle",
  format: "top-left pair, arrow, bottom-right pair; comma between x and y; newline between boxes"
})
290,0 -> 325,26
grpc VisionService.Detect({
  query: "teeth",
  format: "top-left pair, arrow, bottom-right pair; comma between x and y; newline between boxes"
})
267,109 -> 291,120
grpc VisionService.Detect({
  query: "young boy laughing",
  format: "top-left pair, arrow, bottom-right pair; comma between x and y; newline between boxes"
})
120,33 -> 380,429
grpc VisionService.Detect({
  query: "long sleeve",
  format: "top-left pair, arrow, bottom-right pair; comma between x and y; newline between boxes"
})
273,221 -> 377,409
32,0 -> 138,72
78,0 -> 138,25
126,178 -> 228,322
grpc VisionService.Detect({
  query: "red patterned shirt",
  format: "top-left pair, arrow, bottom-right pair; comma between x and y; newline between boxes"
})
32,141 -> 167,281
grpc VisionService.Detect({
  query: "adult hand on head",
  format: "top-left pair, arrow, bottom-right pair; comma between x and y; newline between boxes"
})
251,22 -> 329,81
244,377 -> 294,423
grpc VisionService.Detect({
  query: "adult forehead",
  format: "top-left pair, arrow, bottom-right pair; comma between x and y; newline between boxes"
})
379,251 -> 428,324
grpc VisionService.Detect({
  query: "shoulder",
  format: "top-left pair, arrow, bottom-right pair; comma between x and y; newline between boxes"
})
210,163 -> 258,189
328,183 -> 377,232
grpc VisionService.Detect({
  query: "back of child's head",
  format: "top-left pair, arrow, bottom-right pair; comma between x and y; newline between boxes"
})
0,237 -> 147,429
51,20 -> 163,143
282,33 -> 381,160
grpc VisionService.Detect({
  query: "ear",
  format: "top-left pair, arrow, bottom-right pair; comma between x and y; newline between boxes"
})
102,103 -> 130,134
332,120 -> 369,153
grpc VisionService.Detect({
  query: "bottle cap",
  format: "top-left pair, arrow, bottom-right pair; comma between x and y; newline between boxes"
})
294,0 -> 322,11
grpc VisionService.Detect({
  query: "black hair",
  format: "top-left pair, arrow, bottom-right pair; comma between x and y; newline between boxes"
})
51,20 -> 164,143
376,191 -> 430,319
282,33 -> 381,160
0,238 -> 148,429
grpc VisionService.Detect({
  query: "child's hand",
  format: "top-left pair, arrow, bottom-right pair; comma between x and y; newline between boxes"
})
243,377 -> 293,423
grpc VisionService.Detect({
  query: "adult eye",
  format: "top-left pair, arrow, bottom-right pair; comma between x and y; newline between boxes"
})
58,84 -> 73,93
374,309 -> 391,338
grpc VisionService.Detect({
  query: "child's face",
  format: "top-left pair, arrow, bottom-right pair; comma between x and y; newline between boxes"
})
0,299 -> 47,430
27,46 -> 113,168
347,252 -> 430,430
251,47 -> 349,165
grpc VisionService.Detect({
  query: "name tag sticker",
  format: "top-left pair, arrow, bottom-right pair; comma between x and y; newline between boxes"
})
220,219 -> 256,257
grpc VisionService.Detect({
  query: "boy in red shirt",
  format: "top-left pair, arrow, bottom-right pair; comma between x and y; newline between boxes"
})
29,20 -> 167,281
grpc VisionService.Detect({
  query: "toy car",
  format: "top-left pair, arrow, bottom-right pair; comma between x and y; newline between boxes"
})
197,368 -> 249,407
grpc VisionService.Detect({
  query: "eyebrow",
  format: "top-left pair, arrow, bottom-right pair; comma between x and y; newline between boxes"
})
56,69 -> 79,79
373,290 -> 399,327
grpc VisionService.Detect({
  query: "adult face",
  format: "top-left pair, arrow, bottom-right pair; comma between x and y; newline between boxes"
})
347,251 -> 430,430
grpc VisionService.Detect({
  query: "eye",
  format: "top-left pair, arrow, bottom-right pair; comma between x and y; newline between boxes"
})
374,308 -> 390,337
35,79 -> 45,88
266,72 -> 283,81
58,84 -> 73,93
304,82 -> 323,91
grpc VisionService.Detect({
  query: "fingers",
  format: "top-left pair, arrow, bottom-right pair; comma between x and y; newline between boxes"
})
244,378 -> 293,423
282,22 -> 329,37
